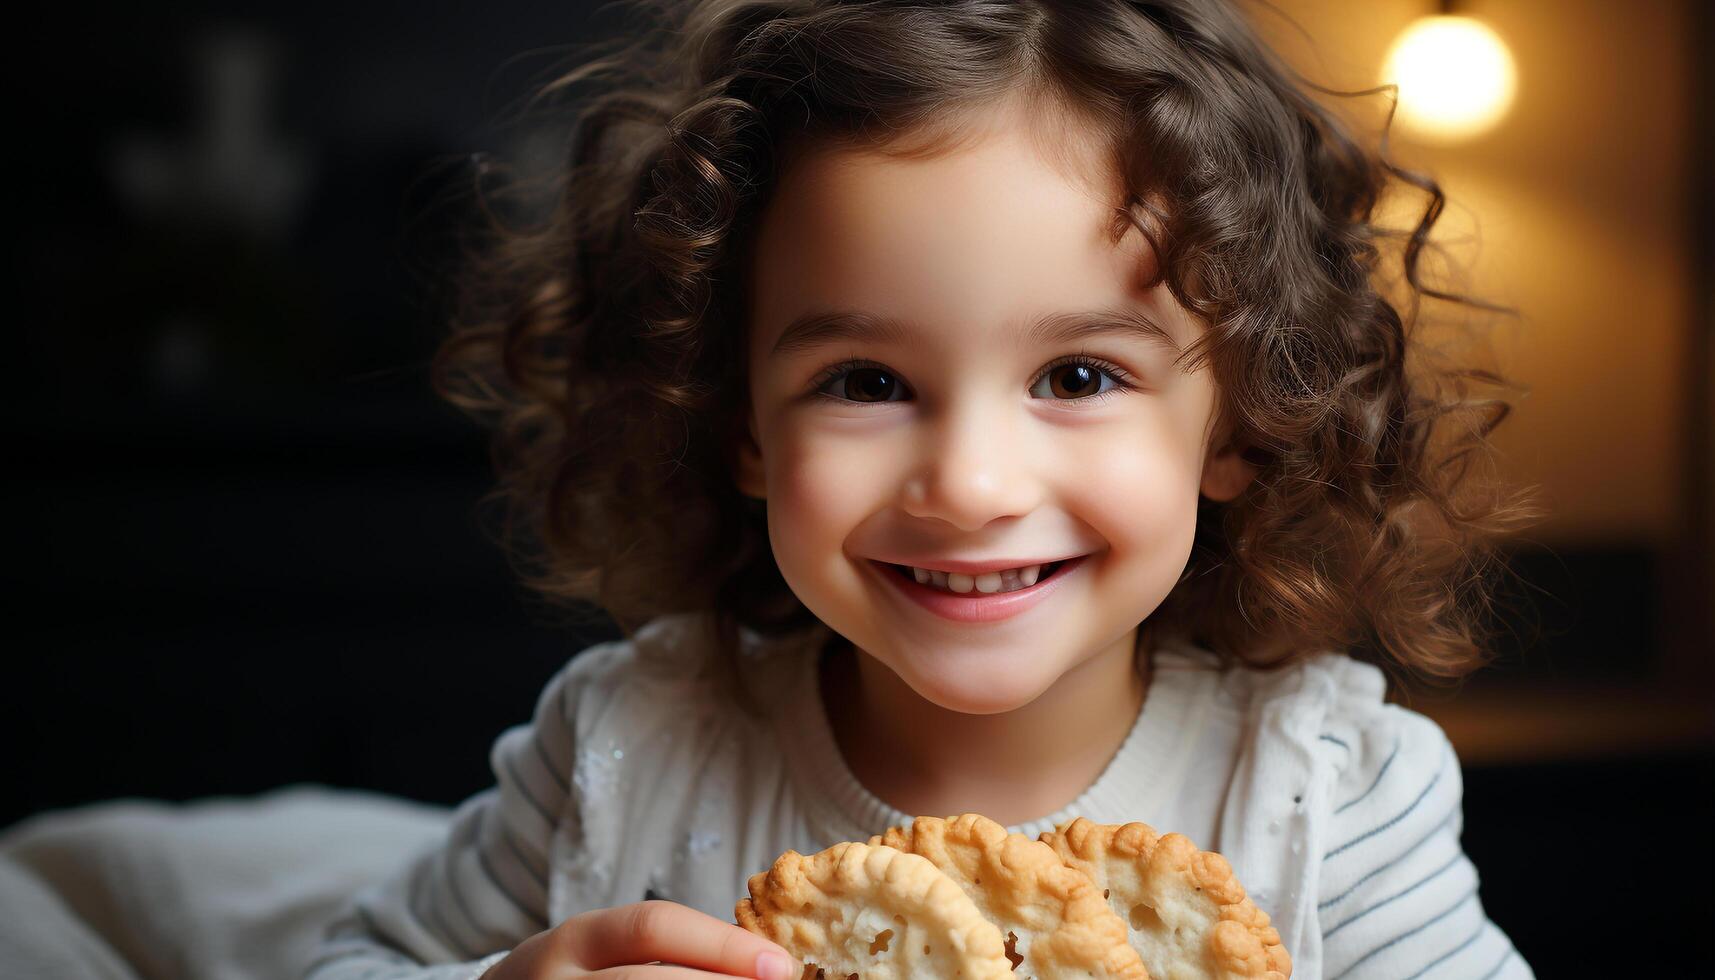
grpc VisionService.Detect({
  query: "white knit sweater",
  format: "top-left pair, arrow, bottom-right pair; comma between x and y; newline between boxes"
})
303,613 -> 1533,980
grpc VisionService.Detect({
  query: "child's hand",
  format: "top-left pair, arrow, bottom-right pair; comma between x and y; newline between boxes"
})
477,899 -> 804,980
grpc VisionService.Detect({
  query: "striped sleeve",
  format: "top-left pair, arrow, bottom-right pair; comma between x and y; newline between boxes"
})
301,644 -> 617,980
1315,707 -> 1534,980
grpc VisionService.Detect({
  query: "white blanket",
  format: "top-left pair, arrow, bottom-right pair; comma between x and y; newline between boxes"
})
0,785 -> 453,980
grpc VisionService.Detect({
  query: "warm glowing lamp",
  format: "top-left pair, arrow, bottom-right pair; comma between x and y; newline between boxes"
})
1380,14 -> 1517,143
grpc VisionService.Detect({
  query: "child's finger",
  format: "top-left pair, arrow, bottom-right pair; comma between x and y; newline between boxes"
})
585,966 -> 798,980
563,900 -> 803,980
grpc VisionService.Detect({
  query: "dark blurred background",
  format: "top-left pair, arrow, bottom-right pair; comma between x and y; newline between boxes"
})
6,1 -> 1712,976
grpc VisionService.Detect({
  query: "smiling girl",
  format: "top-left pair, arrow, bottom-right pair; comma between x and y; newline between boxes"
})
305,2 -> 1543,979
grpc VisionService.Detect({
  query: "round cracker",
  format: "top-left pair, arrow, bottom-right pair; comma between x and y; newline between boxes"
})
869,813 -> 1149,979
1037,817 -> 1291,980
736,840 -> 1015,980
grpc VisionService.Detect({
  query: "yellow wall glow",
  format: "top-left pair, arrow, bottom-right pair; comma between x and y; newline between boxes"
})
1252,0 -> 1690,546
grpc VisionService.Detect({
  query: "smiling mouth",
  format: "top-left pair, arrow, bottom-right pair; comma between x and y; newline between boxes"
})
880,558 -> 1071,588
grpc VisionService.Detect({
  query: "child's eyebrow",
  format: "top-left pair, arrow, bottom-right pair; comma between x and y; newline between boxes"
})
769,306 -> 1181,359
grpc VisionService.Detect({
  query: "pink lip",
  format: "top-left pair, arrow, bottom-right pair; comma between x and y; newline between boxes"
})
866,555 -> 1089,623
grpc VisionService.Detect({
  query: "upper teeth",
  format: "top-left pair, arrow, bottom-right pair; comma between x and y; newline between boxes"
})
911,564 -> 1044,594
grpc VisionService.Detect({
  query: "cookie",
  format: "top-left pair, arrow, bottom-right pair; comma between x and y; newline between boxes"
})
735,839 -> 1016,980
1036,818 -> 1291,980
868,813 -> 1149,979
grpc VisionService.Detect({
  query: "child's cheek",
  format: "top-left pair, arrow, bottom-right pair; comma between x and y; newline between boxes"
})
1051,416 -> 1204,613
1079,419 -> 1201,545
759,427 -> 877,584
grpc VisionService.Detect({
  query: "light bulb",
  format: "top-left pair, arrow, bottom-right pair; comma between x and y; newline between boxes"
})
1381,15 -> 1518,143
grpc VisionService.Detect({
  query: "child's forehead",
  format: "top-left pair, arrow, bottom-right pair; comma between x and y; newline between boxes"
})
749,107 -> 1159,351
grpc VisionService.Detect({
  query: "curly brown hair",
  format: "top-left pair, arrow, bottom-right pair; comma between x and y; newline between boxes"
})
432,0 -> 1545,712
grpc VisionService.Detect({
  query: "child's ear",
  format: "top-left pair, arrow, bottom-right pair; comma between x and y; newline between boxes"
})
733,410 -> 768,500
1199,429 -> 1261,503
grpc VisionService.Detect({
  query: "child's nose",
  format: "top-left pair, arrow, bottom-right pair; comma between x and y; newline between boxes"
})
897,409 -> 1044,532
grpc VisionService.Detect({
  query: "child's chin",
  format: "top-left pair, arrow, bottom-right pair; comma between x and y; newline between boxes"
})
901,663 -> 1056,716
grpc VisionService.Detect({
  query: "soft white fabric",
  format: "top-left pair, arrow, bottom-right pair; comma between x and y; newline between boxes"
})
0,612 -> 1534,979
0,785 -> 451,980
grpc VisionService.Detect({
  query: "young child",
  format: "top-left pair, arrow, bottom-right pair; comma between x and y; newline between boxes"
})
305,1 -> 1543,978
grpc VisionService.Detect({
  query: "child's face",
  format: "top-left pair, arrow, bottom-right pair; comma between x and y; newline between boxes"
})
736,102 -> 1255,714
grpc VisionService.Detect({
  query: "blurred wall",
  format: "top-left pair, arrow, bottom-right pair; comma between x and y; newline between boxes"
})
1258,0 -> 1692,543
1255,0 -> 1708,717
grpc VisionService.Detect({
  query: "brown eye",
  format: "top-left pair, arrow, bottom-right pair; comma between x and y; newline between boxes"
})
1027,357 -> 1128,403
841,367 -> 901,402
1045,363 -> 1101,399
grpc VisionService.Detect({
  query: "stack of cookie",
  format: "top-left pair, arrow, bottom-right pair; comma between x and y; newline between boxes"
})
734,813 -> 1290,980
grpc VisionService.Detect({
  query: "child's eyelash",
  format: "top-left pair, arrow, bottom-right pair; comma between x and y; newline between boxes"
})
806,354 -> 1138,405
